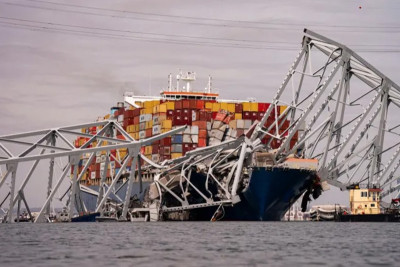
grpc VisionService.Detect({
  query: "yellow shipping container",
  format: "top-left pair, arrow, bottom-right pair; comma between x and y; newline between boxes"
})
166,101 -> 175,110
279,105 -> 288,115
234,113 -> 242,120
134,124 -> 139,132
127,125 -> 134,133
129,133 -> 135,139
145,120 -> 153,129
162,120 -> 172,129
250,102 -> 258,112
220,102 -> 228,111
134,132 -> 139,140
161,128 -> 172,133
227,103 -> 235,113
212,103 -> 221,112
159,103 -> 167,113
242,102 -> 251,111
104,114 -> 111,120
81,128 -> 86,133
145,146 -> 153,155
205,102 -> 213,110
171,153 -> 183,159
119,151 -> 127,159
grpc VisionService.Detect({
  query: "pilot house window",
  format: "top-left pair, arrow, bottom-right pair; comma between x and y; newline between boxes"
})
361,192 -> 368,197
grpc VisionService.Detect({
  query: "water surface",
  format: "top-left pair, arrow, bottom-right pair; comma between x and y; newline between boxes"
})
0,222 -> 398,266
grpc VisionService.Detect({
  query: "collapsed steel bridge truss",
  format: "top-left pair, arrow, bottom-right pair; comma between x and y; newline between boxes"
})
1,29 -> 399,222
251,29 -> 400,199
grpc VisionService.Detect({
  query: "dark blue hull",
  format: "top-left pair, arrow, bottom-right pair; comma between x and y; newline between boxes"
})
186,167 -> 315,221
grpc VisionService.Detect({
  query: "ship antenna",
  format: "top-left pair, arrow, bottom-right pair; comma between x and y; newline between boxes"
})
168,73 -> 172,92
208,75 -> 212,93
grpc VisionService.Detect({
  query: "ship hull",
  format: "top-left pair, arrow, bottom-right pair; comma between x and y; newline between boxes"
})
81,167 -> 315,221
181,167 -> 315,221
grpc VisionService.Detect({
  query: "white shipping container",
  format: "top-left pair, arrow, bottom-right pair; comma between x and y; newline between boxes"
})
171,144 -> 183,153
100,154 -> 107,162
230,129 -> 237,138
100,162 -> 106,171
184,126 -> 191,134
152,125 -> 161,135
96,151 -> 101,157
91,171 -> 96,179
236,119 -> 245,129
192,135 -> 198,143
151,154 -> 160,162
183,134 -> 192,143
210,129 -> 224,140
117,114 -> 124,122
139,114 -> 152,123
207,122 -> 212,131
82,159 -> 88,166
95,156 -> 101,163
244,120 -> 252,128
192,110 -> 197,121
139,131 -> 146,139
190,125 -> 199,135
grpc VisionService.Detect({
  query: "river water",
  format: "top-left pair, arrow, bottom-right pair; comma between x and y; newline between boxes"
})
0,222 -> 398,267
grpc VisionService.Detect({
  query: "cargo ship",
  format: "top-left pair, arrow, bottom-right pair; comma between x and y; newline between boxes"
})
74,71 -> 321,221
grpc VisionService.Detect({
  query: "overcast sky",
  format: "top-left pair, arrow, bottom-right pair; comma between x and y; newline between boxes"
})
1,0 -> 400,207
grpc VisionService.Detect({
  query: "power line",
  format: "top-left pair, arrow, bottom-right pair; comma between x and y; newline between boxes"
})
1,20 -> 400,54
0,16 -> 296,46
3,1 -> 400,33
26,0 -> 400,30
1,16 -> 399,52
0,21 -> 301,51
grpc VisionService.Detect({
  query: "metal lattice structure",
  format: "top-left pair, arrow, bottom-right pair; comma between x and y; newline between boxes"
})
1,29 -> 399,223
0,120 -> 185,223
251,29 -> 400,199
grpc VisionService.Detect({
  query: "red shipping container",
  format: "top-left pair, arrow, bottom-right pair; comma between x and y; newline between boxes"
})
160,137 -> 172,146
251,112 -> 258,121
207,112 -> 212,121
152,144 -> 159,154
183,116 -> 191,124
198,138 -> 207,147
235,103 -> 243,113
192,143 -> 198,150
242,111 -> 251,120
182,100 -> 190,109
258,112 -> 265,121
199,129 -> 207,138
176,100 -> 183,110
212,112 -> 218,120
199,110 -> 207,121
173,116 -> 185,126
193,121 -> 207,129
145,129 -> 152,138
175,109 -> 182,116
124,109 -> 135,118
182,109 -> 190,115
196,100 -> 204,109
134,116 -> 140,124
215,112 -> 227,121
189,100 -> 196,109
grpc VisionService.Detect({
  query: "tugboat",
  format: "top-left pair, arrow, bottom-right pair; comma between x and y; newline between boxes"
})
336,184 -> 400,222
